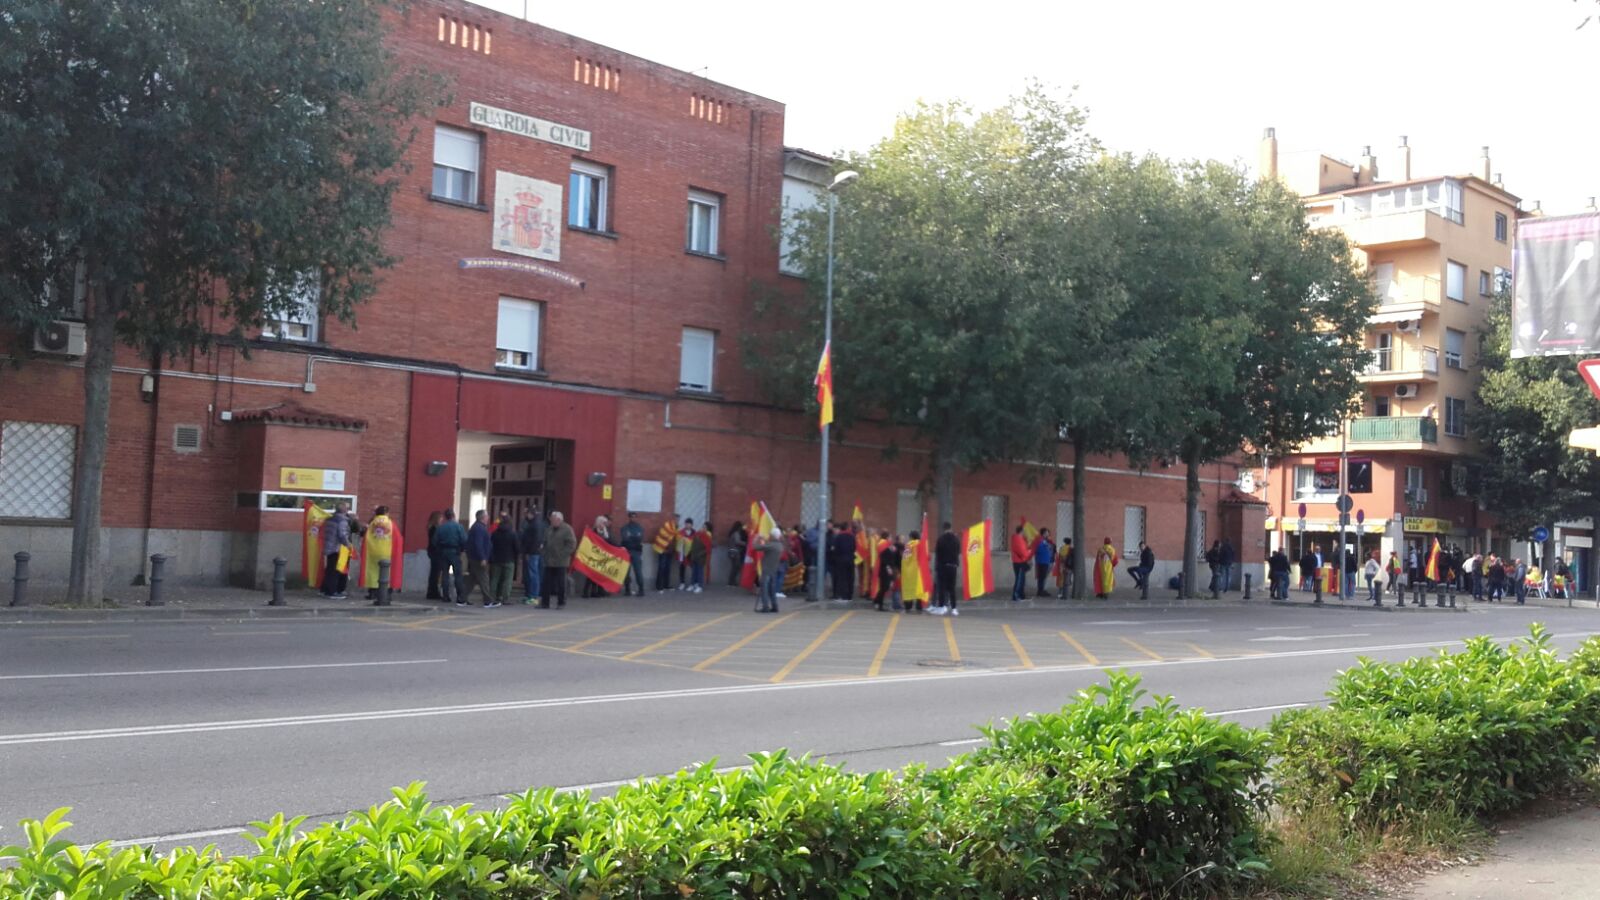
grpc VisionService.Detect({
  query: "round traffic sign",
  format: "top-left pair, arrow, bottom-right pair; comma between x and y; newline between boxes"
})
1335,494 -> 1354,514
1533,526 -> 1551,543
1298,502 -> 1307,518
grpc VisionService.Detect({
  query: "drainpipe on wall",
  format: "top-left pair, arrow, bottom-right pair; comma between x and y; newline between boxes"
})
132,350 -> 161,586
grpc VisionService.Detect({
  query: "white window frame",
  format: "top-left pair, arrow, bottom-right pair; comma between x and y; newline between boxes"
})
1445,261 -> 1467,303
1405,466 -> 1425,496
686,189 -> 721,255
982,494 -> 1008,552
1494,212 -> 1508,242
266,273 -> 320,343
0,421 -> 77,519
1375,394 -> 1391,417
1444,328 -> 1465,370
568,160 -> 609,232
1123,505 -> 1147,557
1479,270 -> 1491,297
1444,397 -> 1466,437
495,296 -> 542,371
678,327 -> 715,392
432,125 -> 481,204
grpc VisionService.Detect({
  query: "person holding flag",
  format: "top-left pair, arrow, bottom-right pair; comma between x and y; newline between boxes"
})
1093,537 -> 1119,599
1420,537 -> 1444,607
959,520 -> 992,610
653,517 -> 679,593
318,502 -> 355,600
1009,523 -> 1035,601
359,505 -> 404,602
739,501 -> 779,591
901,517 -> 931,613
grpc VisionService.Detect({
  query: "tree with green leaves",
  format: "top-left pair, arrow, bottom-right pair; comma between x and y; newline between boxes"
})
0,0 -> 441,603
759,89 -> 1114,532
1467,291 -> 1600,550
1126,163 -> 1374,595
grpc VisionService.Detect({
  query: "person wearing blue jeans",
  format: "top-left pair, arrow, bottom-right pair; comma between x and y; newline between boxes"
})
1217,538 -> 1235,594
517,506 -> 544,603
1009,526 -> 1033,601
618,512 -> 646,597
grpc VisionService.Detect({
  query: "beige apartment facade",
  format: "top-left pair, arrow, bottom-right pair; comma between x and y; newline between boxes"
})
1259,129 -> 1529,571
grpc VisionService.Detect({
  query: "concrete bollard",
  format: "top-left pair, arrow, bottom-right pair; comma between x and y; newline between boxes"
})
269,557 -> 287,606
11,551 -> 30,607
147,554 -> 167,606
1140,573 -> 1150,600
1243,572 -> 1253,600
375,559 -> 392,606
1175,571 -> 1186,600
1447,585 -> 1457,609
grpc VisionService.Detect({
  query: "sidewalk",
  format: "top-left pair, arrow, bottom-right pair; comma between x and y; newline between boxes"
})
1403,801 -> 1600,899
0,581 -> 442,622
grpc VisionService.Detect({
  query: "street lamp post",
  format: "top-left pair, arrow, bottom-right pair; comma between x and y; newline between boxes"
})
813,170 -> 859,603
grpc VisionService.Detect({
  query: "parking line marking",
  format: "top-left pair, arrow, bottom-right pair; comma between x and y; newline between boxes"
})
867,616 -> 900,677
770,612 -> 856,683
944,617 -> 960,661
451,613 -> 538,635
1186,642 -> 1215,659
1119,636 -> 1164,661
565,613 -> 675,652
1058,630 -> 1098,665
209,630 -> 291,636
510,615 -> 608,640
1001,624 -> 1034,669
622,613 -> 741,661
30,634 -> 130,641
399,616 -> 454,629
693,612 -> 800,671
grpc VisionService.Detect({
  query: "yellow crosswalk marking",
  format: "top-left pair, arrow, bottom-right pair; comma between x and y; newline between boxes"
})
1001,624 -> 1034,669
944,617 -> 960,661
867,616 -> 900,677
565,613 -> 675,651
1058,630 -> 1098,665
693,612 -> 799,672
450,612 -> 538,634
1186,642 -> 1215,659
509,614 -> 608,641
1119,636 -> 1164,661
622,613 -> 741,661
770,612 -> 856,683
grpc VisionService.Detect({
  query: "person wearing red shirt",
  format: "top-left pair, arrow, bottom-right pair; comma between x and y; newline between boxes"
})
1010,525 -> 1034,601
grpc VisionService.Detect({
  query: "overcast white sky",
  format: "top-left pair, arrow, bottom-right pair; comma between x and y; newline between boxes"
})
469,0 -> 1597,215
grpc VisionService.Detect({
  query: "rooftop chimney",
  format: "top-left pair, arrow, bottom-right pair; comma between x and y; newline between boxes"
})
1479,146 -> 1492,181
1493,172 -> 1504,189
1589,196 -> 1598,212
1397,135 -> 1411,180
1357,144 -> 1378,185
1258,127 -> 1278,182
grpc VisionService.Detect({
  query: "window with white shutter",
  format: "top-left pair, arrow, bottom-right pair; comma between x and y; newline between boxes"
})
679,327 -> 715,392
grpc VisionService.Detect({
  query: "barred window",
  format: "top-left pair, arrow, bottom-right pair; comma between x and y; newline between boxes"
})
981,494 -> 1008,551
0,422 -> 76,519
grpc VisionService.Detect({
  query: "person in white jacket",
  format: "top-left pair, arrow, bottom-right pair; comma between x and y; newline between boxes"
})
1364,552 -> 1383,606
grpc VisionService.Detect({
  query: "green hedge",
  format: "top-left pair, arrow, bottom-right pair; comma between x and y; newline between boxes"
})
0,672 -> 1270,899
1270,625 -> 1600,825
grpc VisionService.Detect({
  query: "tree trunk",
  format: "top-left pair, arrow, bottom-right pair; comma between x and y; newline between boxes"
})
1182,448 -> 1202,599
933,446 -> 955,539
66,288 -> 118,605
1072,436 -> 1088,599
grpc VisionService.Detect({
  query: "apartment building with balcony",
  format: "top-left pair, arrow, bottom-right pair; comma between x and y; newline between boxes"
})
1258,129 -> 1520,562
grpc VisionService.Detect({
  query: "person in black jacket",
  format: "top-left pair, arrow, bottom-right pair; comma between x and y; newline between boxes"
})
830,524 -> 857,601
1299,547 -> 1322,604
518,505 -> 545,604
874,532 -> 903,611
1268,549 -> 1291,599
934,523 -> 962,615
486,513 -> 519,608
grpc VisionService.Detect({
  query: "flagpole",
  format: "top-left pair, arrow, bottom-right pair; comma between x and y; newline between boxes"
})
814,170 -> 859,602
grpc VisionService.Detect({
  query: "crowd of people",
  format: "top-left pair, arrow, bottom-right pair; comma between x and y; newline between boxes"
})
1266,540 -> 1573,607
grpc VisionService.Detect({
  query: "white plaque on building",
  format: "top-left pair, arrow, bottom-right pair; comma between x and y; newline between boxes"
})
470,102 -> 591,151
492,172 -> 562,262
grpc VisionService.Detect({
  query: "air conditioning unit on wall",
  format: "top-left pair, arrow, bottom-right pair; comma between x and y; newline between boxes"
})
1397,319 -> 1420,334
33,320 -> 86,356
1393,384 -> 1419,399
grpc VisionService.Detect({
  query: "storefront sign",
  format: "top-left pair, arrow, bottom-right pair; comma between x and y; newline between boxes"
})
1313,457 -> 1339,492
458,258 -> 585,289
493,171 -> 562,261
1403,516 -> 1452,534
469,102 -> 591,151
1277,517 -> 1385,534
279,467 -> 345,491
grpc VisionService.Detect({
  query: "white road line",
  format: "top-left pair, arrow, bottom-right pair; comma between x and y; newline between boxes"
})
1144,628 -> 1210,635
1210,702 -> 1312,716
1086,618 -> 1209,626
1255,625 -> 1312,630
1250,633 -> 1370,643
107,826 -> 244,849
0,659 -> 449,682
937,738 -> 987,747
5,632 -> 1593,747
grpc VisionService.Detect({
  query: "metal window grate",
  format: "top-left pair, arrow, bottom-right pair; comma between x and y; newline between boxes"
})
981,494 -> 1008,551
674,473 -> 712,528
801,481 -> 833,528
895,488 -> 922,536
0,421 -> 76,518
1055,500 -> 1074,544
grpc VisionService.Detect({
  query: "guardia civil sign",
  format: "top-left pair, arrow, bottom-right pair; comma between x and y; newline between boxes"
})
469,102 -> 591,151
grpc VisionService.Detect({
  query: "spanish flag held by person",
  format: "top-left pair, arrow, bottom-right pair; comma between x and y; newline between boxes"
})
739,500 -> 779,590
1424,537 -> 1443,582
1020,517 -> 1040,548
360,507 -> 404,590
1094,537 -> 1119,598
302,501 -> 330,588
962,520 -> 993,600
814,341 -> 834,431
901,513 -> 932,610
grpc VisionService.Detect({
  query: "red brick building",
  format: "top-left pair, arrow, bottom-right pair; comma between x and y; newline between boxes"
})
0,0 -> 1262,591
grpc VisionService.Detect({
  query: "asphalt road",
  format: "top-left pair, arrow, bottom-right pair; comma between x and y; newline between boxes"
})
3,595 -> 1597,855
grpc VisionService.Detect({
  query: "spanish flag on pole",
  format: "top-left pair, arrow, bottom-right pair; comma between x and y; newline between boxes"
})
962,520 -> 994,600
1424,537 -> 1443,582
814,341 -> 834,431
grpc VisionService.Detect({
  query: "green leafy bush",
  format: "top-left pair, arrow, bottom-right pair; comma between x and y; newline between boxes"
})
0,673 -> 1268,899
1271,624 -> 1600,826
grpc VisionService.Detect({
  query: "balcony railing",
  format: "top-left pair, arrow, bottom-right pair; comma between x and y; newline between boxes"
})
1349,416 -> 1438,444
1365,345 -> 1439,376
1375,275 -> 1441,310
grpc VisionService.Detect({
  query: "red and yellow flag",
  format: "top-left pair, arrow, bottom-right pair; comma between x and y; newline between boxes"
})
1020,517 -> 1040,547
962,520 -> 994,600
574,527 -> 630,593
359,513 -> 405,590
652,520 -> 678,554
739,500 -> 780,590
303,501 -> 330,588
1424,537 -> 1443,582
814,342 -> 834,431
902,512 -> 933,603
852,503 -> 867,565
